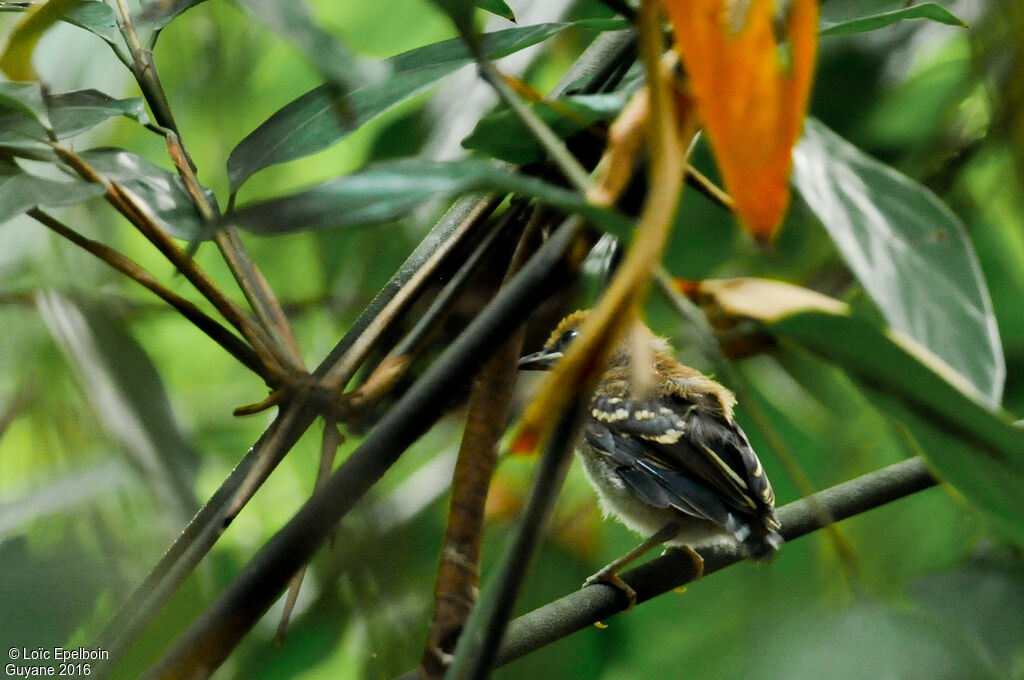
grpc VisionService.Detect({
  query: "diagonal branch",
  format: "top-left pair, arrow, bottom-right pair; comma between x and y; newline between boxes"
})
29,208 -> 268,380
138,216 -> 585,680
394,456 -> 939,679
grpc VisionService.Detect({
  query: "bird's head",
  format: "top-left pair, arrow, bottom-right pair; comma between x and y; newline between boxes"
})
517,310 -> 589,371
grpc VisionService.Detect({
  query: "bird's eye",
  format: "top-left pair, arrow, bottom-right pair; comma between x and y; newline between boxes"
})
554,328 -> 579,351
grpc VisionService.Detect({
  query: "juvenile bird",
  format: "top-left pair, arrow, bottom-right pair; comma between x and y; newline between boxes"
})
519,310 -> 782,608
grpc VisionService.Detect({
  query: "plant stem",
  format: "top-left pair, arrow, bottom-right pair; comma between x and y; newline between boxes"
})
113,0 -> 302,372
29,209 -> 268,380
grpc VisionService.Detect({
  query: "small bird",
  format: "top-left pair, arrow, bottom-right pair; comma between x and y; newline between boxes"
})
519,310 -> 782,608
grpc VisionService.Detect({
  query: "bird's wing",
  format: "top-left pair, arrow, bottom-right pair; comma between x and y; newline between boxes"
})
587,391 -> 776,524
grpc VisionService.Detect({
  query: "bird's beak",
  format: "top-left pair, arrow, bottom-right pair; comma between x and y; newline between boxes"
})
517,349 -> 562,370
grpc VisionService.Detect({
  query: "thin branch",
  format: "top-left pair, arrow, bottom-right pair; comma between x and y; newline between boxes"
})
393,457 -> 939,679
98,29 -> 639,677
320,195 -> 503,390
476,59 -> 593,194
276,419 -> 343,643
138,216 -> 584,680
114,1 -> 302,372
52,145 -> 287,383
685,163 -> 734,211
29,208 -> 269,380
348,201 -> 529,410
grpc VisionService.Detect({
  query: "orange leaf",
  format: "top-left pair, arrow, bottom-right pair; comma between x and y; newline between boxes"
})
663,0 -> 818,240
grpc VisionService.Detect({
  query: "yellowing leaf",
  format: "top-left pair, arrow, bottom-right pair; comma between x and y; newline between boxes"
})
663,0 -> 818,240
0,0 -> 85,82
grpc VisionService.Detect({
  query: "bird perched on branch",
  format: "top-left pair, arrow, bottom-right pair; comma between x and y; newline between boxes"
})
519,310 -> 782,608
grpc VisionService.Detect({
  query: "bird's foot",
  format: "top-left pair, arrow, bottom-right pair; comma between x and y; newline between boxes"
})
670,544 -> 705,580
583,568 -> 637,612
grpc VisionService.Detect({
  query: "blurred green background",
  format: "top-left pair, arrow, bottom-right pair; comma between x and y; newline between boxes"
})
1,1 -> 1022,679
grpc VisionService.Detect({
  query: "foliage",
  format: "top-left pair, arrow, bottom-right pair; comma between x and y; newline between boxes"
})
0,1 -> 1022,679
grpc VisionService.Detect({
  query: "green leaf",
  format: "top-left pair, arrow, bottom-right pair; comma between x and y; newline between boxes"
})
62,0 -> 119,46
48,89 -> 148,137
463,92 -> 628,164
476,0 -> 515,21
0,80 -> 51,128
138,0 -> 210,31
792,118 -> 1005,408
769,310 -> 1024,546
36,292 -> 199,516
0,89 -> 144,155
0,0 -> 86,81
820,2 -> 966,37
75,148 -> 207,240
0,172 -> 105,223
227,158 -> 632,237
226,20 -> 625,193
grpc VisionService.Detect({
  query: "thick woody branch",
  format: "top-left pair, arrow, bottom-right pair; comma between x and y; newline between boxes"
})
139,217 -> 584,680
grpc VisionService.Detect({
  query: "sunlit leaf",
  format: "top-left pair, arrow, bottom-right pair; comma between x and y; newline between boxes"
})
769,310 -> 1024,546
0,0 -> 85,81
36,292 -> 199,518
75,148 -> 207,240
227,20 -> 625,193
463,92 -> 628,164
0,172 -> 104,223
227,157 -> 633,237
820,1 -> 966,36
792,118 -> 1005,407
663,0 -> 818,240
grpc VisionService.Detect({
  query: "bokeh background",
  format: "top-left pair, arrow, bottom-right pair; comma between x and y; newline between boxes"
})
1,1 -> 1022,678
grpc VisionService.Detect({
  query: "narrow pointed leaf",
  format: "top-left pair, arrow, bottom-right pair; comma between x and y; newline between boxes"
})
664,0 -> 818,239
76,148 -> 208,240
476,0 -> 515,21
62,0 -> 119,45
227,158 -> 632,237
820,2 -> 966,37
0,173 -> 104,223
792,118 -> 1004,407
48,89 -> 148,137
227,20 -> 624,193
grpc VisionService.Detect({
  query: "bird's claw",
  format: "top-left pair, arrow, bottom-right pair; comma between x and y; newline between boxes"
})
583,568 -> 637,611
